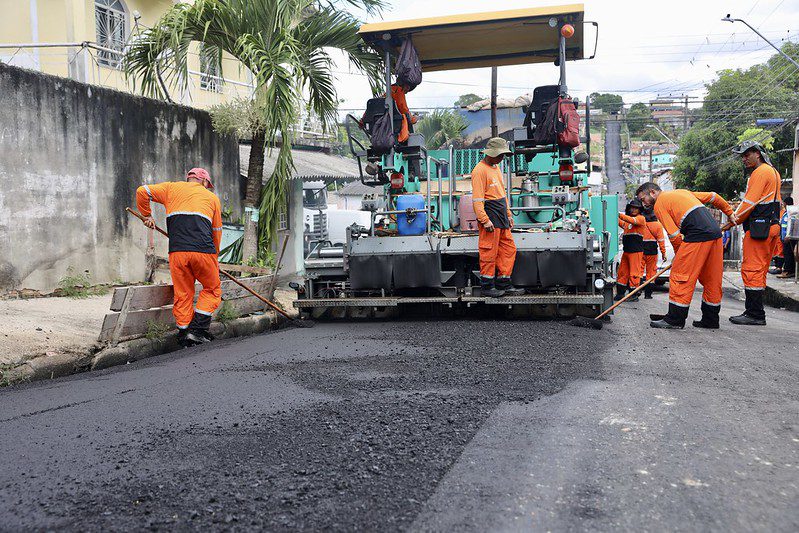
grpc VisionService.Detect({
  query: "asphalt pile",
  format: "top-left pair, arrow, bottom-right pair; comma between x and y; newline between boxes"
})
11,319 -> 611,531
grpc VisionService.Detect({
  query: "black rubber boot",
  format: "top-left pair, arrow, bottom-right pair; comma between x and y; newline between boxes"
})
177,328 -> 194,347
644,283 -> 654,299
627,285 -> 640,302
650,302 -> 688,329
693,301 -> 720,329
186,312 -> 214,343
480,276 -> 505,298
495,276 -> 525,296
614,285 -> 628,301
729,289 -> 766,325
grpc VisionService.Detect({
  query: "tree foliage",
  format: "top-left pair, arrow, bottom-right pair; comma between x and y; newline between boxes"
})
673,42 -> 799,199
123,0 -> 384,258
454,93 -> 482,107
416,109 -> 469,149
590,92 -> 624,114
626,102 -> 653,136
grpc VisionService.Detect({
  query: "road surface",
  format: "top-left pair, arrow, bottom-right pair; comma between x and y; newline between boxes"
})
1,290 -> 797,531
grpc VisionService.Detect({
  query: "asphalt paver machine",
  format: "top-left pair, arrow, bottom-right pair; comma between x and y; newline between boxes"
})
294,4 -> 619,319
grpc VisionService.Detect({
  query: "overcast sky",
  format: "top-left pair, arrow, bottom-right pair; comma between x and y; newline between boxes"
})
333,0 -> 799,113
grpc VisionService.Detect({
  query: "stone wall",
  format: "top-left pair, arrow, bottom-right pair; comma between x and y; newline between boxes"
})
0,63 -> 242,291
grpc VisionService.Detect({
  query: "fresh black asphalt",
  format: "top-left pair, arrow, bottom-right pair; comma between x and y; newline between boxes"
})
1,292 -> 796,531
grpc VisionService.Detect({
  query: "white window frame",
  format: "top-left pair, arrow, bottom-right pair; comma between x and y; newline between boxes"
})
94,0 -> 128,69
199,44 -> 224,93
277,192 -> 290,231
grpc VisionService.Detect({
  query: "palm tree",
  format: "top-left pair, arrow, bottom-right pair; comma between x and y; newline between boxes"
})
416,109 -> 469,149
124,0 -> 384,262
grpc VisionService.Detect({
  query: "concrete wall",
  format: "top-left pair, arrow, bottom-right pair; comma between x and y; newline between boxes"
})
0,63 -> 241,291
280,180 -> 306,280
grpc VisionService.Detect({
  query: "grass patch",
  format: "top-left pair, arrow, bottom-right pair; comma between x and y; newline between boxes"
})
0,364 -> 22,387
215,301 -> 240,325
58,267 -> 110,298
145,320 -> 171,341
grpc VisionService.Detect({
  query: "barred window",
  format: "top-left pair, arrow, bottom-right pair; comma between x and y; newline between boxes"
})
278,193 -> 290,231
95,0 -> 127,68
200,44 -> 223,93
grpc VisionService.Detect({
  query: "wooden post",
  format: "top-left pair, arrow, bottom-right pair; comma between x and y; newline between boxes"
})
144,227 -> 156,283
110,288 -> 135,347
490,67 -> 498,138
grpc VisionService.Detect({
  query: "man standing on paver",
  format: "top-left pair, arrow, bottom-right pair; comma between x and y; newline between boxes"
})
471,137 -> 525,298
136,168 -> 223,345
636,183 -> 735,329
728,141 -> 783,326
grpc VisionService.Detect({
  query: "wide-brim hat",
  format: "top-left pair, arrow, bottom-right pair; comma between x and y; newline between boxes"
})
732,140 -> 772,165
482,137 -> 513,158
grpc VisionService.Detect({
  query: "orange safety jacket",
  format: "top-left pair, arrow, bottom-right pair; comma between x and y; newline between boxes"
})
733,163 -> 782,227
618,213 -> 646,253
136,181 -> 223,254
471,160 -> 513,229
642,219 -> 667,256
654,189 -> 733,248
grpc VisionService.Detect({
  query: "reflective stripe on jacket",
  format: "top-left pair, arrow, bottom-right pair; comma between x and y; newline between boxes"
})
136,181 -> 223,254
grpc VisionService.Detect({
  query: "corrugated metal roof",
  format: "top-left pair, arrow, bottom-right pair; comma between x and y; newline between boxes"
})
337,182 -> 382,196
239,144 -> 360,181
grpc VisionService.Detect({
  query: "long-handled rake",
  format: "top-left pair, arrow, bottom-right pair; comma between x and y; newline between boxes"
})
126,207 -> 313,328
569,263 -> 673,330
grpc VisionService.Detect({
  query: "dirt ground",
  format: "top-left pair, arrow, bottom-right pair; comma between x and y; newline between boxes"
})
0,294 -> 111,366
0,288 -> 297,368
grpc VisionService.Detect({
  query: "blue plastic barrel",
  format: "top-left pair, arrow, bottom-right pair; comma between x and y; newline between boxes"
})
396,194 -> 427,236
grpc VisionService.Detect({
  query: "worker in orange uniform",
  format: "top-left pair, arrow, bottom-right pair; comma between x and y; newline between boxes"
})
641,207 -> 667,299
636,183 -> 734,329
391,82 -> 418,144
728,141 -> 783,325
472,137 -> 524,298
136,168 -> 223,346
616,199 -> 646,302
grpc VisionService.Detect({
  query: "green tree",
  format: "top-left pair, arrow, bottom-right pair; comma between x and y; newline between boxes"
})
416,109 -> 469,149
673,42 -> 799,198
737,128 -> 775,151
123,0 -> 384,262
626,102 -> 652,136
590,92 -> 624,114
455,93 -> 482,107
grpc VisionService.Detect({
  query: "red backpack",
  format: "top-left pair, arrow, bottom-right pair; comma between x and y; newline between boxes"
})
557,98 -> 580,148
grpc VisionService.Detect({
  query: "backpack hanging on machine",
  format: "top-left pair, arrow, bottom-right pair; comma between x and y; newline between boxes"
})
395,36 -> 422,90
532,96 -> 581,148
557,98 -> 580,148
370,110 -> 396,153
532,98 -> 560,145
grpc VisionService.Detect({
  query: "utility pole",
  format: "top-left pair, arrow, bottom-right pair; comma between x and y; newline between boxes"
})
683,94 -> 689,132
491,66 -> 498,138
793,123 -> 799,202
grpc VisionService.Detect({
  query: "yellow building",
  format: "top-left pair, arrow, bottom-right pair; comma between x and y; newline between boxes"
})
0,0 -> 255,108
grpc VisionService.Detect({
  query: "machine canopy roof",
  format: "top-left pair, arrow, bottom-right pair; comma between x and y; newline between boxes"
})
358,4 -> 585,72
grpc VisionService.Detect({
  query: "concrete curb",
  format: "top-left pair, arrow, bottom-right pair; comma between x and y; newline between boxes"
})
2,312 -> 286,386
723,272 -> 799,313
764,285 -> 799,313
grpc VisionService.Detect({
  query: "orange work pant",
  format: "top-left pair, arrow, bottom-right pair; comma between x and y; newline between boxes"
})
169,251 -> 222,328
617,251 -> 643,288
742,225 -> 781,290
668,238 -> 723,307
641,253 -> 658,281
478,227 -> 516,278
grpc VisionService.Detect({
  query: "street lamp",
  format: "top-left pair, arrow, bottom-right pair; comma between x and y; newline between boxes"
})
721,15 -> 799,70
645,125 -> 678,147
